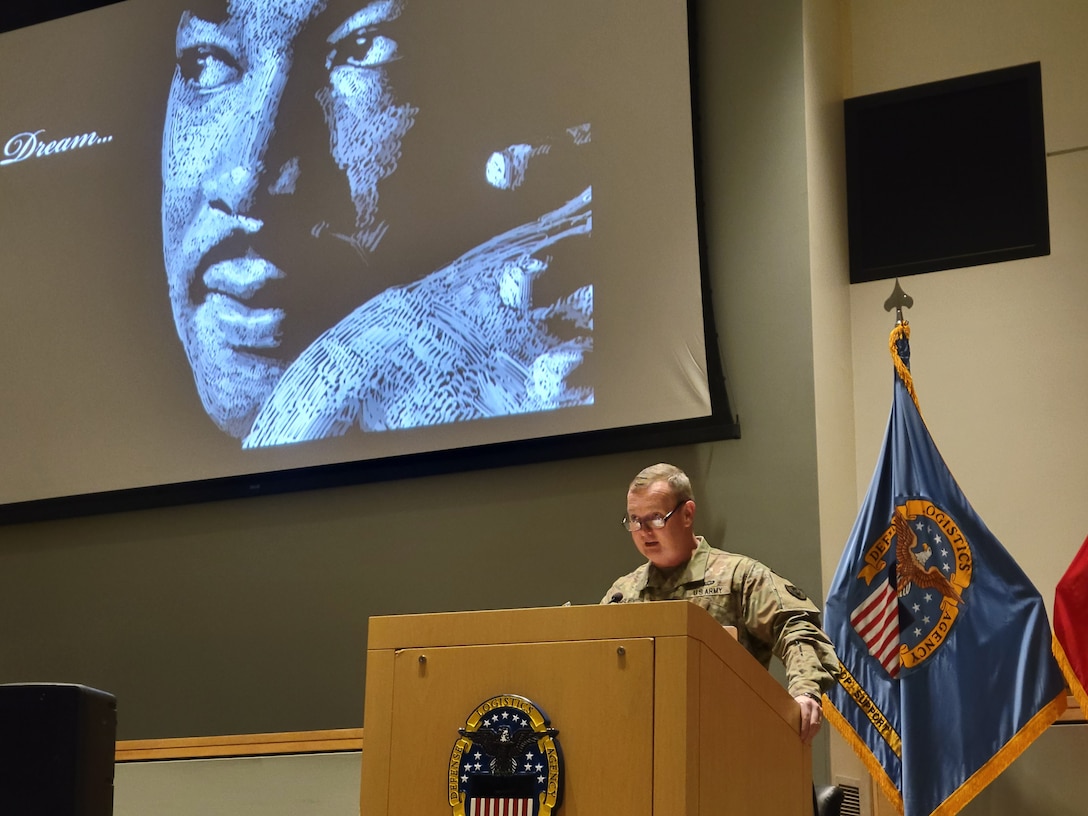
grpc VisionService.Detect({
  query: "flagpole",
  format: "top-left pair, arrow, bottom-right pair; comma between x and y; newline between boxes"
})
883,278 -> 913,326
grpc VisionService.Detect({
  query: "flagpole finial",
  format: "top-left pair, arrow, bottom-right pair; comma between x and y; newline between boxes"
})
883,279 -> 914,325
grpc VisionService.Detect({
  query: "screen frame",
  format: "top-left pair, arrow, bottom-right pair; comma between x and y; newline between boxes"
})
0,0 -> 739,525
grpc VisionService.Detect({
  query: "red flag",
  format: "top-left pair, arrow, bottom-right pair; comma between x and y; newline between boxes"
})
1053,535 -> 1088,715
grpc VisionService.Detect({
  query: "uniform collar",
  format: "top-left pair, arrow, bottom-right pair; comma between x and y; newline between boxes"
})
638,536 -> 711,591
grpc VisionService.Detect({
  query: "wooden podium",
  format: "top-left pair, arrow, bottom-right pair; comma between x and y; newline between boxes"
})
360,601 -> 811,815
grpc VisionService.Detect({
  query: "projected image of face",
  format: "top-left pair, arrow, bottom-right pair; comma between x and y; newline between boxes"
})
162,0 -> 593,447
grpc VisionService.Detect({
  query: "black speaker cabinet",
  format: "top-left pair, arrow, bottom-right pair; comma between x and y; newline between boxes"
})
0,683 -> 117,816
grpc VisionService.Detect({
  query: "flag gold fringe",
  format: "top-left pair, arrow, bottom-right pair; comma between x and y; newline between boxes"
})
1053,634 -> 1088,716
823,698 -> 904,815
889,323 -> 921,415
929,691 -> 1067,816
826,691 -> 1067,816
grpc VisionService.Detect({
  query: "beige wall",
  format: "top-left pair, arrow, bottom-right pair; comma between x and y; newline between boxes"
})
803,0 -> 859,611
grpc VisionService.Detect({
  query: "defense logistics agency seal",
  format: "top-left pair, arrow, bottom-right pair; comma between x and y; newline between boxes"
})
856,499 -> 972,673
449,694 -> 564,816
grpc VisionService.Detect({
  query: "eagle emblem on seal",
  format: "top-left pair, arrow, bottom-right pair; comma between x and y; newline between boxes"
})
448,694 -> 564,816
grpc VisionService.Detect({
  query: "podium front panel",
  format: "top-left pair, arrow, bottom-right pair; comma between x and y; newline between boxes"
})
384,637 -> 653,815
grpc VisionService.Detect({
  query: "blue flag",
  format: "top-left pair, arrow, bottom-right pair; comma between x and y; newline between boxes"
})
824,323 -> 1067,816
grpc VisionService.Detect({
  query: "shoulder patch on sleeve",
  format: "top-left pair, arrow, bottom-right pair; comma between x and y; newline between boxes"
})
785,584 -> 808,601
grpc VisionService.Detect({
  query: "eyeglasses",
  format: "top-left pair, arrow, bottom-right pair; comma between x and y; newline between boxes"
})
622,500 -> 685,532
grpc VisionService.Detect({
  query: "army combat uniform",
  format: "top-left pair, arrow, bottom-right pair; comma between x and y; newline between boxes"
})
601,537 -> 840,698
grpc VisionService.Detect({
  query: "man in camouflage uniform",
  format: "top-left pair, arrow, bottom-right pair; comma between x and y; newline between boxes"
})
601,463 -> 839,743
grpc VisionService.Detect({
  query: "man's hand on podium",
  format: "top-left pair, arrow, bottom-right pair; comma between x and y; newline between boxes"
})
796,693 -> 824,744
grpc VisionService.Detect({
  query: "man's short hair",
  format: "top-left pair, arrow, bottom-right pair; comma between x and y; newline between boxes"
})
629,463 -> 694,503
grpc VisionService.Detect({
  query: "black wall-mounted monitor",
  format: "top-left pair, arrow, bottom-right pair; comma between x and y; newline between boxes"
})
844,62 -> 1049,284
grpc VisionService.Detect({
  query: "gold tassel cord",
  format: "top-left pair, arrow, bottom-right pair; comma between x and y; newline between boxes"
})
889,323 -> 921,415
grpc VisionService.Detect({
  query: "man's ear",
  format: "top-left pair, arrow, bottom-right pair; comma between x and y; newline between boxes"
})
682,499 -> 696,527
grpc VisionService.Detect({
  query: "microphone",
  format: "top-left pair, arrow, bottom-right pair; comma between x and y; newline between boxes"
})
608,592 -> 623,604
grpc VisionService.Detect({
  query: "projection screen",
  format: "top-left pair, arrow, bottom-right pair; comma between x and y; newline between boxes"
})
0,0 -> 736,523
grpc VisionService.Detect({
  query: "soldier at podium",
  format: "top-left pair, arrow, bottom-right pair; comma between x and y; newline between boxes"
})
602,463 -> 840,744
